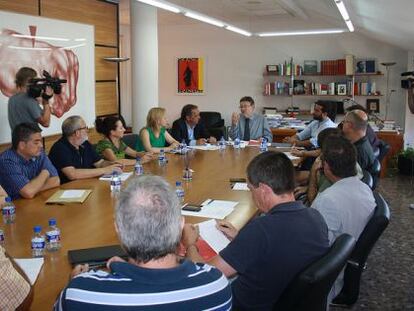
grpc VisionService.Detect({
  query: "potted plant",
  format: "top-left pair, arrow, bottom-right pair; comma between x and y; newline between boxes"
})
398,147 -> 414,175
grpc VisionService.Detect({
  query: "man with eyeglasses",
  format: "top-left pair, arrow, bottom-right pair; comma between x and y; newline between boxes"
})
229,96 -> 273,142
49,115 -> 122,183
0,123 -> 59,199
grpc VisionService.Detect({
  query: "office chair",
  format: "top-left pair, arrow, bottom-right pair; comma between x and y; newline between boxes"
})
361,170 -> 374,189
370,159 -> 381,190
273,234 -> 355,311
331,192 -> 390,307
377,140 -> 391,163
199,111 -> 226,140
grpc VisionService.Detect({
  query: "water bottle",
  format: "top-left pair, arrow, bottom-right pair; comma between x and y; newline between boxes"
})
31,226 -> 45,258
158,149 -> 167,166
134,157 -> 144,176
0,229 -> 4,246
234,138 -> 241,149
260,137 -> 268,153
219,136 -> 226,151
180,140 -> 187,154
175,181 -> 185,204
2,197 -> 16,224
110,171 -> 122,193
46,218 -> 61,252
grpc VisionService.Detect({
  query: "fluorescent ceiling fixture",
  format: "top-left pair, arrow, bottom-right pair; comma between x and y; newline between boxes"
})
226,26 -> 252,37
334,0 -> 354,32
258,29 -> 345,37
136,0 -> 180,13
184,12 -> 224,28
8,46 -> 51,51
12,34 -> 69,42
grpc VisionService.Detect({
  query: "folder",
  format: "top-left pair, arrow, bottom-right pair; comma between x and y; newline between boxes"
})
68,245 -> 128,268
45,189 -> 92,204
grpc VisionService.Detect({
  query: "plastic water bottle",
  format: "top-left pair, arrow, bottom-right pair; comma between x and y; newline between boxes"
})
234,138 -> 241,149
110,171 -> 122,193
46,218 -> 61,252
134,157 -> 144,176
31,226 -> 45,258
180,140 -> 187,154
2,197 -> 16,224
219,137 -> 226,151
175,181 -> 185,203
0,229 -> 4,246
260,137 -> 268,153
158,149 -> 167,166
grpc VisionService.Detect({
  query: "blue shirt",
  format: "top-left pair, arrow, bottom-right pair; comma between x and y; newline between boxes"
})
0,149 -> 58,199
54,260 -> 232,311
220,201 -> 329,310
230,113 -> 273,142
48,137 -> 101,184
296,118 -> 337,147
186,123 -> 196,146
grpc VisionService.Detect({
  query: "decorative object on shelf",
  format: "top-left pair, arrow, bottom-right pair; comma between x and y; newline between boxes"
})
355,59 -> 376,74
293,80 -> 305,95
401,70 -> 414,114
103,57 -> 130,62
304,60 -> 318,74
337,83 -> 347,95
177,57 -> 205,95
366,98 -> 380,113
381,62 -> 397,119
266,65 -> 278,73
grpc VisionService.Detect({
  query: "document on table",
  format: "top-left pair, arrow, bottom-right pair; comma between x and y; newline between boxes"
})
188,145 -> 220,151
46,189 -> 92,204
14,258 -> 44,285
198,219 -> 230,253
283,152 -> 301,161
181,200 -> 238,219
232,182 -> 250,191
99,172 -> 132,182
60,190 -> 87,199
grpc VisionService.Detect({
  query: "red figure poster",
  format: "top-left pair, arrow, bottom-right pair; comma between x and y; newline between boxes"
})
177,58 -> 204,94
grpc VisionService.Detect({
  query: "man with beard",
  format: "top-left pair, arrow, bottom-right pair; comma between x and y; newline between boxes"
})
284,101 -> 337,148
49,116 -> 122,183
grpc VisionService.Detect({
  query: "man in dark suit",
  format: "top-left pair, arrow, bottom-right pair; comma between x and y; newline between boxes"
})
172,104 -> 217,145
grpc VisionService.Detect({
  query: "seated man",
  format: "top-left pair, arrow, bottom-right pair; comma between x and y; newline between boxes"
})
49,116 -> 122,183
0,123 -> 59,199
171,104 -> 217,145
54,175 -> 232,310
183,151 -> 329,310
284,101 -> 337,148
311,135 -> 375,299
230,96 -> 273,142
342,109 -> 376,174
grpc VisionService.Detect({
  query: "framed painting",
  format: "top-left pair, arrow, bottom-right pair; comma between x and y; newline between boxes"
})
177,57 -> 205,95
366,98 -> 380,113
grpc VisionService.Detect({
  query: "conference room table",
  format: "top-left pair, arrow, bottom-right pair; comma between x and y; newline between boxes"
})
2,145 -> 295,310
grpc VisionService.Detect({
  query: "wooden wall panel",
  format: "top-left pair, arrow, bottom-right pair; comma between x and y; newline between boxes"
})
0,0 -> 39,15
95,47 -> 118,81
96,82 -> 118,116
41,0 -> 118,46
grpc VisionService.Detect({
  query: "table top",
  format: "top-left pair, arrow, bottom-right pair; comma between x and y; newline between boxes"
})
2,145 -> 291,310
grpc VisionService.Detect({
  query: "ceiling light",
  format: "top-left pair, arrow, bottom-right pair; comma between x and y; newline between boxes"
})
136,0 -> 180,13
12,34 -> 69,42
225,26 -> 252,37
8,46 -> 51,51
334,0 -> 354,32
184,12 -> 224,28
258,29 -> 345,37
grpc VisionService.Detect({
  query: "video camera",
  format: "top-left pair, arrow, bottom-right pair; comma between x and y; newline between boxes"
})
401,71 -> 414,89
27,70 -> 67,98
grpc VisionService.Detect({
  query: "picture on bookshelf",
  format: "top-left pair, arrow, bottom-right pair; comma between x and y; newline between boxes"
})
337,83 -> 347,95
266,65 -> 278,73
293,80 -> 305,95
355,59 -> 376,74
304,60 -> 318,74
366,98 -> 380,113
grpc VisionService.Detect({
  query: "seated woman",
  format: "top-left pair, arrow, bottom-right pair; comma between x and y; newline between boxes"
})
95,116 -> 153,166
137,107 -> 179,153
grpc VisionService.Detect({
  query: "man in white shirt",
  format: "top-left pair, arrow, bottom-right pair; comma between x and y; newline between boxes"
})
311,135 -> 376,299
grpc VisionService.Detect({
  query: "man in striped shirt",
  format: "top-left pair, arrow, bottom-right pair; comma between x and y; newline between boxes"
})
0,123 -> 59,199
54,175 -> 232,311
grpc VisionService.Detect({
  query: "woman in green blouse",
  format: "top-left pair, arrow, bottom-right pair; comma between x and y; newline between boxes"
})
137,107 -> 179,153
95,116 -> 153,166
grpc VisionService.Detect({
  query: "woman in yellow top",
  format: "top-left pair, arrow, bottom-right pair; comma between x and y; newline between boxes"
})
137,107 -> 179,153
95,116 -> 153,166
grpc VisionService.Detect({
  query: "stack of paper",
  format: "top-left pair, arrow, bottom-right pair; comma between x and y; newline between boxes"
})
232,183 -> 250,191
14,258 -> 44,285
198,219 -> 230,254
181,200 -> 238,219
99,172 -> 132,182
188,145 -> 220,151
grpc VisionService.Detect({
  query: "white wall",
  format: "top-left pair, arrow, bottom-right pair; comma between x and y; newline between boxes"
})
158,22 -> 407,128
404,51 -> 414,147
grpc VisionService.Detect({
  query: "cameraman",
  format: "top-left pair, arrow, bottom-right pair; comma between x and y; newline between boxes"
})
8,67 -> 53,131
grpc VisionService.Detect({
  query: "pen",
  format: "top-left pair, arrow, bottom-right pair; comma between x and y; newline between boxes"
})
202,199 -> 214,206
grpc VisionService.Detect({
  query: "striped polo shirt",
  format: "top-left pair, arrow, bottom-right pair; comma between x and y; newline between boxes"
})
0,149 -> 58,199
54,260 -> 232,311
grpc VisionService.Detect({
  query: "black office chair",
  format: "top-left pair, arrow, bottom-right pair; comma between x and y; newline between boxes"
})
361,170 -> 374,190
199,111 -> 226,140
273,234 -> 355,311
377,140 -> 391,163
331,192 -> 390,307
370,159 -> 381,190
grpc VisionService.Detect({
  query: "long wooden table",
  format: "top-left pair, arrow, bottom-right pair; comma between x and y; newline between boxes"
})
3,146 -> 276,310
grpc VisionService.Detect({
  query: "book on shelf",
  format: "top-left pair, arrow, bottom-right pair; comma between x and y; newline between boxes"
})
345,55 -> 355,75
304,60 -> 318,74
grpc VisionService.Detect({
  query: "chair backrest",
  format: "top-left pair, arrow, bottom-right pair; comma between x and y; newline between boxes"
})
371,159 -> 381,189
200,111 -> 224,128
377,140 -> 391,163
122,133 -> 139,150
273,234 -> 355,311
333,192 -> 390,306
361,170 -> 374,189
